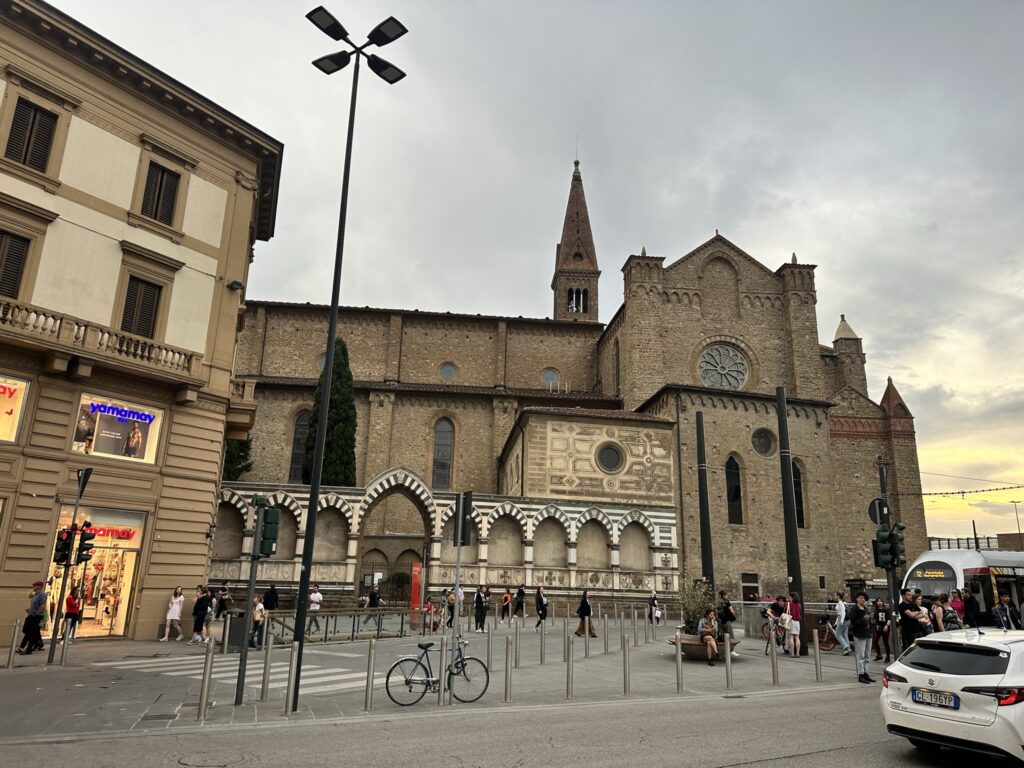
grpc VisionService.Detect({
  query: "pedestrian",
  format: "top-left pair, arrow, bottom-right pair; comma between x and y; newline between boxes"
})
767,594 -> 787,654
994,593 -> 1022,630
535,586 -> 548,632
16,580 -> 47,655
896,588 -> 925,651
474,585 -> 487,632
215,581 -> 232,620
932,593 -> 961,632
501,587 -> 512,622
871,597 -> 891,662
262,583 -> 279,613
58,588 -> 81,645
160,586 -> 185,641
963,589 -> 983,629
850,591 -> 874,684
250,596 -> 266,648
202,585 -> 214,638
189,585 -> 212,645
514,584 -> 526,620
446,589 -> 456,628
834,590 -> 851,655
648,589 -> 660,625
949,589 -> 964,623
574,589 -> 596,638
786,592 -> 803,658
914,594 -> 933,636
307,584 -> 323,634
697,608 -> 719,666
718,590 -> 740,657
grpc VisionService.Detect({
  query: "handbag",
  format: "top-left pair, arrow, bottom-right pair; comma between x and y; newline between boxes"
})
654,608 -> 662,620
780,603 -> 793,630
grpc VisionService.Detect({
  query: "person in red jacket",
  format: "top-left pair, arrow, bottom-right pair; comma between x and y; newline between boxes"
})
61,589 -> 80,643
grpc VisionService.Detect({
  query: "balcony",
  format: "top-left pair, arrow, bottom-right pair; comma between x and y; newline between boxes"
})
0,295 -> 204,385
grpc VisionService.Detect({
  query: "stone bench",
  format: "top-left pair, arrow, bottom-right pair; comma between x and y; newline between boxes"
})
665,630 -> 741,660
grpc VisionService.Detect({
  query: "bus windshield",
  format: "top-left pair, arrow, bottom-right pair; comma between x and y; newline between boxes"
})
904,561 -> 957,598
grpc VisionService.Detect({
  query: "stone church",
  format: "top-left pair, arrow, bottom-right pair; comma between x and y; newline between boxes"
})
215,161 -> 927,601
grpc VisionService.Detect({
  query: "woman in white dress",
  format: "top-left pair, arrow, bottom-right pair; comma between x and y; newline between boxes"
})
160,586 -> 185,641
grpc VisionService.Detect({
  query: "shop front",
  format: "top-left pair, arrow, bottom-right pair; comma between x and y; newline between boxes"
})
47,508 -> 146,638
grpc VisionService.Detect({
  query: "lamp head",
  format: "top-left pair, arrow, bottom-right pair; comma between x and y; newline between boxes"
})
312,50 -> 352,75
368,54 -> 406,84
306,6 -> 348,40
367,16 -> 408,47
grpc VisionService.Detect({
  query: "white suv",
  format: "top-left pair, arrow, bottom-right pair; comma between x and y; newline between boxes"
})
880,629 -> 1024,762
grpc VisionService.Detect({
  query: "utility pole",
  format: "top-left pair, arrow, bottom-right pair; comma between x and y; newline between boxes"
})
695,412 -> 714,586
877,457 -> 899,617
775,387 -> 806,655
47,468 -> 92,664
235,504 -> 266,705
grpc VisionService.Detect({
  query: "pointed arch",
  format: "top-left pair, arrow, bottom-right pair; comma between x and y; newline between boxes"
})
616,509 -> 656,542
439,498 -> 483,537
575,506 -> 614,543
267,491 -> 303,522
219,487 -> 253,529
532,504 -> 572,540
361,467 -> 436,518
317,492 -> 354,525
486,501 -> 527,538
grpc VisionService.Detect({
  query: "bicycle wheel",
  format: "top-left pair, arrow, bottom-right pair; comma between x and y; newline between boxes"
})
386,658 -> 429,706
448,656 -> 489,703
820,629 -> 837,652
760,622 -> 770,640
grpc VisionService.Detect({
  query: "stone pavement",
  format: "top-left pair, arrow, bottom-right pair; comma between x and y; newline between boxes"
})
0,616 -> 881,742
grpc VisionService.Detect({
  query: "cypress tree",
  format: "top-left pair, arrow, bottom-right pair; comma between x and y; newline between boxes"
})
303,338 -> 357,486
222,437 -> 253,481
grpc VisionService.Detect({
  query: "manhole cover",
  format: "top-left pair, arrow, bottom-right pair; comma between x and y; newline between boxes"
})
177,751 -> 247,767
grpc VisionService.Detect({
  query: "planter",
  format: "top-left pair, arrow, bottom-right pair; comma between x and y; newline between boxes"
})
665,631 -> 741,660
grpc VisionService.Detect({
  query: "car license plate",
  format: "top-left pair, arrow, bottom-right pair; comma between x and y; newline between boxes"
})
911,688 -> 960,709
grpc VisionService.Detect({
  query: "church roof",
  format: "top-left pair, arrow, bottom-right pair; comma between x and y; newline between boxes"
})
554,160 -> 599,273
879,377 -> 914,418
519,406 -> 672,424
834,314 -> 860,341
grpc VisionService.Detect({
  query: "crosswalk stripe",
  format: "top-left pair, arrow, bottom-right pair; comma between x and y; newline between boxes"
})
163,663 -> 319,677
96,658 -> 236,671
303,675 -> 387,695
263,670 -> 366,690
205,664 -> 293,680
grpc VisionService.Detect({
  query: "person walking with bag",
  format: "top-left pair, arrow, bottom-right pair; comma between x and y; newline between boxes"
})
535,586 -> 548,632
160,586 -> 184,641
648,590 -> 660,625
250,596 -> 266,648
16,581 -> 47,655
574,589 -> 597,638
785,592 -> 802,658
500,587 -> 512,623
189,585 -> 212,645
834,591 -> 851,655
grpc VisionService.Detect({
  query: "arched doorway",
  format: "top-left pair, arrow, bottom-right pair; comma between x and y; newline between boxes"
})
357,489 -> 430,601
212,502 -> 244,560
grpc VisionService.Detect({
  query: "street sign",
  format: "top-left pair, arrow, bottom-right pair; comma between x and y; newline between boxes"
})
868,498 -> 889,525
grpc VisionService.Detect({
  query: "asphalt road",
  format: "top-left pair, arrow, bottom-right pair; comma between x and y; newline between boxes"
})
4,684 -> 1012,767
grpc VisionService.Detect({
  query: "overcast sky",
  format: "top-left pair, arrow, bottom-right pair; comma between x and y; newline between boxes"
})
52,0 -> 1023,537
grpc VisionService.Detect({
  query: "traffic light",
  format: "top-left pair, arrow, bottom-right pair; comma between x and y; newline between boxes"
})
76,524 -> 96,564
254,496 -> 279,558
890,522 -> 907,567
454,491 -> 473,547
53,527 -> 73,565
874,525 -> 893,568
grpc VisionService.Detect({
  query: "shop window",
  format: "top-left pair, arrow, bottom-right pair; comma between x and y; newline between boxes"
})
4,97 -> 57,173
432,418 -> 453,490
288,410 -> 311,484
0,229 -> 30,299
120,275 -> 162,338
726,456 -> 743,524
71,393 -> 164,464
0,374 -> 30,443
140,162 -> 180,226
793,462 -> 806,528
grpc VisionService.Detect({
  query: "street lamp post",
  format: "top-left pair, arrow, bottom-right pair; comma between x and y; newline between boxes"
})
290,6 -> 407,713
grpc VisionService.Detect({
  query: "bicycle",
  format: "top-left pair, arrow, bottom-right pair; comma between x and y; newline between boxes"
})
385,637 -> 489,706
760,609 -> 787,656
813,613 -> 838,652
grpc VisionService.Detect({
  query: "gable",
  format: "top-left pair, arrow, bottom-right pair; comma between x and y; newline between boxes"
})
661,235 -> 783,293
829,385 -> 884,418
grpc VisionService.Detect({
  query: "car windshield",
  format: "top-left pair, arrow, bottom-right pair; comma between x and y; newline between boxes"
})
902,641 -> 1009,676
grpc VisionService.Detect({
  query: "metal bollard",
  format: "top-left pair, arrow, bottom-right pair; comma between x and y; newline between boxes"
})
486,627 -> 492,671
724,632 -> 734,690
283,640 -> 300,714
503,636 -> 513,703
540,619 -> 546,665
260,631 -> 274,701
644,617 -> 650,644
652,613 -> 658,642
197,635 -> 217,721
437,637 -> 448,707
675,630 -> 683,693
622,634 -> 630,697
467,611 -> 472,633
584,625 -> 590,658
59,617 -> 71,666
615,603 -> 619,630
514,620 -> 521,669
632,607 -> 639,647
813,627 -> 823,682
603,616 -> 609,654
7,619 -> 21,669
363,639 -> 376,711
562,618 -> 569,662
769,627 -> 780,686
566,636 -> 574,700
221,614 -> 230,655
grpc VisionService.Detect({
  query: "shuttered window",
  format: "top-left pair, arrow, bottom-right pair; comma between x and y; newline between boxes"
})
4,98 -> 58,173
120,275 -> 161,338
140,162 -> 180,226
0,230 -> 30,299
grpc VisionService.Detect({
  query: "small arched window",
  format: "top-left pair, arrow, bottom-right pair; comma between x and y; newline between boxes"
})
432,418 -> 454,491
793,462 -> 806,528
288,410 -> 311,484
725,456 -> 743,525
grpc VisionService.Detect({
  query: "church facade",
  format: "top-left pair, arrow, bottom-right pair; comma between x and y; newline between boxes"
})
219,161 -> 927,601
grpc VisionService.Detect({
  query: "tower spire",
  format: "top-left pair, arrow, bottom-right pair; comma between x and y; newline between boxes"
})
551,160 -> 600,321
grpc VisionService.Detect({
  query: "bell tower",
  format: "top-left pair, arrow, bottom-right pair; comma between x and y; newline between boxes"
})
552,160 -> 600,322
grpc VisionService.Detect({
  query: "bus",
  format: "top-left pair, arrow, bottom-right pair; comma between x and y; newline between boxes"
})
902,549 -> 1024,622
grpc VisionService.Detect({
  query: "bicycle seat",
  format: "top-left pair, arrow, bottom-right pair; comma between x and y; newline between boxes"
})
417,641 -> 434,651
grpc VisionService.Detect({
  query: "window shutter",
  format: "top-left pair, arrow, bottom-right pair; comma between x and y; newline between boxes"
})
4,99 -> 33,164
140,163 -> 161,219
25,108 -> 57,172
120,276 -> 141,333
136,280 -> 161,338
0,232 -> 30,299
155,170 -> 179,226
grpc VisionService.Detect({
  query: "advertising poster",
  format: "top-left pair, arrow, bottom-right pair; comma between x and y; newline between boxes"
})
71,393 -> 163,464
0,374 -> 29,443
